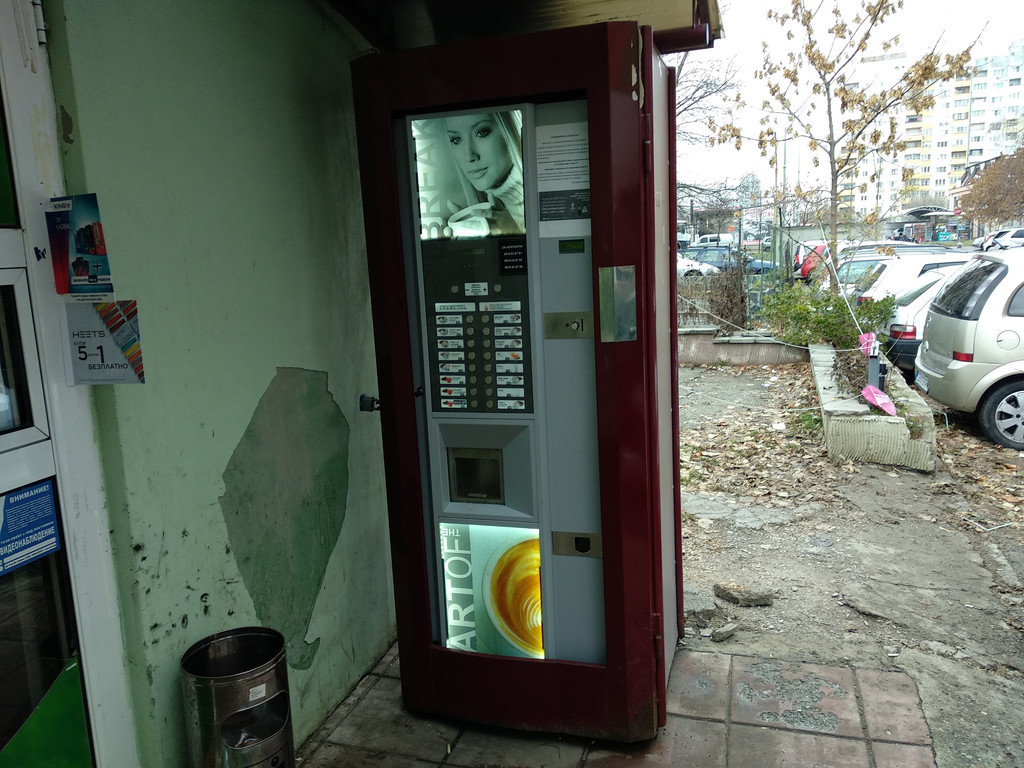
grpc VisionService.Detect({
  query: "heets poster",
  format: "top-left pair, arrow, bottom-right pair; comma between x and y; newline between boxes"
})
439,522 -> 543,658
45,194 -> 115,301
0,479 -> 60,576
65,300 -> 145,384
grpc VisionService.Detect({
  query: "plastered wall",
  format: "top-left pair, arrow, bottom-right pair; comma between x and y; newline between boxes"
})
44,2 -> 394,764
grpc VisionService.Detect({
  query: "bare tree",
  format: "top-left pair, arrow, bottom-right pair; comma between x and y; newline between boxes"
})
672,53 -> 741,146
959,149 -> 1024,226
735,172 -> 762,208
678,173 -> 767,237
709,0 -> 974,290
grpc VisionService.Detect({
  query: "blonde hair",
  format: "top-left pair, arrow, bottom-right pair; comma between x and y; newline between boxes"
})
447,110 -> 523,206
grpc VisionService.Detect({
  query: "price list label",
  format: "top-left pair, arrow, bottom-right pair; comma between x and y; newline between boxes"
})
429,298 -> 531,413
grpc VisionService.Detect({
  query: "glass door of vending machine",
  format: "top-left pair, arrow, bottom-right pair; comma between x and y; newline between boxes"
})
409,101 -> 608,667
354,22 -> 679,742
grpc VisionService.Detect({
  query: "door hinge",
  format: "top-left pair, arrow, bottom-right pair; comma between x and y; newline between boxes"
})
13,0 -> 45,70
32,0 -> 47,45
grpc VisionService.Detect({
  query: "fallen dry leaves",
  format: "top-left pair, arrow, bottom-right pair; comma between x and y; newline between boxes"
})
930,404 -> 1024,533
679,362 -> 1024,541
680,363 -> 851,506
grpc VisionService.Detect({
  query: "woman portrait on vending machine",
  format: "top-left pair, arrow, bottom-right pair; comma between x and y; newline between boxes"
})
443,110 -> 525,237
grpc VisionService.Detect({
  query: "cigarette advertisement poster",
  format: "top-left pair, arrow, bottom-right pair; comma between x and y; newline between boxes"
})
0,479 -> 60,576
439,522 -> 544,659
44,194 -> 115,302
64,301 -> 145,384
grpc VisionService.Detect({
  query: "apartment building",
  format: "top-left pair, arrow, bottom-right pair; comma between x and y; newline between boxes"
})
842,39 -> 1023,221
969,41 -> 1024,160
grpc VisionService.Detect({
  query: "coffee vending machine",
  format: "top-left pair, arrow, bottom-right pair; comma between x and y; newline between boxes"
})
353,22 -> 681,741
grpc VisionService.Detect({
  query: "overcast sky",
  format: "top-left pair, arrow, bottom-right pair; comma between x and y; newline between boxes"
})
678,0 -> 1024,191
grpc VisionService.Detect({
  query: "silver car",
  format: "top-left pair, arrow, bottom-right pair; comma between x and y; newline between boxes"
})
915,251 -> 1024,448
879,265 -> 961,374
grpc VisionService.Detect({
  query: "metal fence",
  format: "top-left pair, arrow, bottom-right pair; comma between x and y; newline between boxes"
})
677,269 -> 787,332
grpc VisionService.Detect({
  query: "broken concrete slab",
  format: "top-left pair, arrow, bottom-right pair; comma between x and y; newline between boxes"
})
714,582 -> 775,607
683,586 -> 724,628
681,493 -> 815,529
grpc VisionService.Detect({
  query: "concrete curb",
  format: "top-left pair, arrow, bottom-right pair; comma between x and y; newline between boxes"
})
809,344 -> 936,472
677,327 -> 809,367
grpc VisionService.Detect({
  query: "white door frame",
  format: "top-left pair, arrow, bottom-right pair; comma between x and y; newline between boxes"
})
0,1 -> 139,764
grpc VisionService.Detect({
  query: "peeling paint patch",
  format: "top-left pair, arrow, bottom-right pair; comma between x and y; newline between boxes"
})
219,368 -> 349,670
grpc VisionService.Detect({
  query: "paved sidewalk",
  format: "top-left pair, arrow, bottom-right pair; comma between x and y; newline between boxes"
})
296,644 -> 935,767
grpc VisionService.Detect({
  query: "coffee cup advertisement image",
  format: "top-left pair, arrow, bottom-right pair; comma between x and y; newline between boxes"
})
411,110 -> 526,240
439,522 -> 544,659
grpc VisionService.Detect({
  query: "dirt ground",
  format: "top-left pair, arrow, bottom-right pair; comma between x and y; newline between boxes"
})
676,362 -> 1024,768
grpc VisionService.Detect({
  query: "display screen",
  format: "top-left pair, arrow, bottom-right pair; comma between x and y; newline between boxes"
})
411,109 -> 526,240
439,522 -> 543,659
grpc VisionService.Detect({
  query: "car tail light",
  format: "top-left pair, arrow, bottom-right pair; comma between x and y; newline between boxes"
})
953,350 -> 974,362
857,296 -> 872,304
889,324 -> 916,339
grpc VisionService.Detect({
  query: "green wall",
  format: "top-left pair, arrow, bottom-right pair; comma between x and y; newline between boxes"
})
45,2 -> 395,764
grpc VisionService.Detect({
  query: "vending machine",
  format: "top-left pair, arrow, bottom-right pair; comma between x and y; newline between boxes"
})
353,21 -> 681,742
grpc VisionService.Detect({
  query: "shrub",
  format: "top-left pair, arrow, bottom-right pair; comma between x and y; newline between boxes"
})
757,282 -> 896,391
677,270 -> 748,331
757,282 -> 895,352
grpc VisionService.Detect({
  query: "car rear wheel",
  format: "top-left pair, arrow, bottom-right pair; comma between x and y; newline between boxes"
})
978,380 -> 1024,449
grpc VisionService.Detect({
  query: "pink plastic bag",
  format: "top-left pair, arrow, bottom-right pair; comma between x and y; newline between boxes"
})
862,384 -> 896,416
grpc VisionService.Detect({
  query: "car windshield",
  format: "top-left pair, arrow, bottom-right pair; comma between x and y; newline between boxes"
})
931,259 -> 1006,321
692,248 -> 730,261
853,262 -> 888,293
894,272 -> 947,306
838,258 -> 887,284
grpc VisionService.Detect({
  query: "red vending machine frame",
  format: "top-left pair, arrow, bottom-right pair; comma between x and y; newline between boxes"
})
353,22 -> 681,742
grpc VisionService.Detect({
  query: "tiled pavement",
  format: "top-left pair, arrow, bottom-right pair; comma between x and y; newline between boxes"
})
295,645 -> 936,767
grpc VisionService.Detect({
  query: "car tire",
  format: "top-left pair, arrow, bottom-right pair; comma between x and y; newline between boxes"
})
978,380 -> 1024,449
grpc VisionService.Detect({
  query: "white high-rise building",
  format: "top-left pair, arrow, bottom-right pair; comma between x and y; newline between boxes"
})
968,41 -> 1024,160
841,39 -> 1023,220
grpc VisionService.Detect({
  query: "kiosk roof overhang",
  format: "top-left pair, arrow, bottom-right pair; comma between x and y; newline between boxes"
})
325,0 -> 723,54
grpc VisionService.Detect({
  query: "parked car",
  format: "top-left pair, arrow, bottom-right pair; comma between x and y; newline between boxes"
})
839,240 -> 953,256
795,243 -> 828,280
814,246 -> 959,295
687,246 -> 774,274
990,227 -> 1024,250
978,228 -> 1020,251
692,233 -> 737,248
915,251 -> 1024,448
811,252 -> 894,294
677,252 -> 720,277
878,265 -> 962,374
851,251 -> 970,303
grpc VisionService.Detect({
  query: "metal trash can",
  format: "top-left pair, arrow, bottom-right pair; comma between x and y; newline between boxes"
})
180,626 -> 294,768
